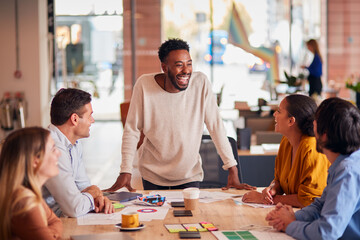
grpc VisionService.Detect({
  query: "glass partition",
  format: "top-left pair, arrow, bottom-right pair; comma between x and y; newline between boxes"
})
54,0 -> 123,120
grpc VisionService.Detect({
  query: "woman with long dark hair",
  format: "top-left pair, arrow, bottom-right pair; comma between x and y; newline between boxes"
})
242,94 -> 329,208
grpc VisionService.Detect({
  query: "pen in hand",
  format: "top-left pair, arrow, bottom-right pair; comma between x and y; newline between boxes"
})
264,181 -> 276,204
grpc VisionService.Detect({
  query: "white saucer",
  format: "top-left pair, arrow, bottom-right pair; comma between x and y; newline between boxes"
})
115,223 -> 145,231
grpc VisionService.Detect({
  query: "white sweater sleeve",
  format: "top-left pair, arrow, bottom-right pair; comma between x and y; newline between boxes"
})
203,77 -> 237,170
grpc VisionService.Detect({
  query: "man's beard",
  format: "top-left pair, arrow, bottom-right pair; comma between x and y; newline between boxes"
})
168,70 -> 190,91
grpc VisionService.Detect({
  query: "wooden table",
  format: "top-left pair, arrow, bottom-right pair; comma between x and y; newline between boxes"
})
61,189 -> 275,240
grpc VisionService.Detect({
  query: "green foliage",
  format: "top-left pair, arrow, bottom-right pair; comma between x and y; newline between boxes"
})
298,73 -> 305,79
283,71 -> 302,87
346,82 -> 360,93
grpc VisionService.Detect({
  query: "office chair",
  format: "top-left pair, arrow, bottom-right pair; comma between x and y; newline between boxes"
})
199,135 -> 243,188
238,154 -> 275,187
120,101 -> 144,149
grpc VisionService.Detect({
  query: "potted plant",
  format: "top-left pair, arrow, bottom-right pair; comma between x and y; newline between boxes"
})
345,74 -> 360,108
278,71 -> 305,93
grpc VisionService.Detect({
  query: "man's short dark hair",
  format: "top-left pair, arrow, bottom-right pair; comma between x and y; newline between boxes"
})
158,38 -> 190,63
285,94 -> 317,136
50,88 -> 92,126
315,97 -> 360,155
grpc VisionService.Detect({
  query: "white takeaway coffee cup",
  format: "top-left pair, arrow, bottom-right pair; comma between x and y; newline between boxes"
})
182,187 -> 200,210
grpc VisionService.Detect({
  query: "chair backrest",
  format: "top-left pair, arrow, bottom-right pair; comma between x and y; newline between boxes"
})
120,102 -> 131,128
199,135 -> 243,188
236,128 -> 252,150
238,154 -> 275,187
120,101 -> 144,149
256,131 -> 283,145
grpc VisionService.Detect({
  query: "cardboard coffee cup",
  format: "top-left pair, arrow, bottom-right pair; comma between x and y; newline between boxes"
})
121,212 -> 139,228
183,187 -> 200,210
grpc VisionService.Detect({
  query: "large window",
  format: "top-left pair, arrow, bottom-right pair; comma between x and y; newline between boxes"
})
162,0 -> 321,108
53,0 -> 321,119
54,0 -> 123,120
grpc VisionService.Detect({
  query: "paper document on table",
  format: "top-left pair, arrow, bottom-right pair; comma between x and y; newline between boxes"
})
212,229 -> 294,240
149,191 -> 183,202
199,191 -> 238,203
149,190 -> 237,204
77,205 -> 170,225
77,211 -> 123,225
121,206 -> 170,221
233,197 -> 275,208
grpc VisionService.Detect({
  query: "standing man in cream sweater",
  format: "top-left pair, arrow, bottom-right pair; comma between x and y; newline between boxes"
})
106,38 -> 255,191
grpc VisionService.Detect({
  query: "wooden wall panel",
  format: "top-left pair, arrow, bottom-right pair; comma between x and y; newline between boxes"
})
123,0 -> 161,101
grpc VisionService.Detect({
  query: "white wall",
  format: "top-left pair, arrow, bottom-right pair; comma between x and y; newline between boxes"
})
0,0 -> 50,138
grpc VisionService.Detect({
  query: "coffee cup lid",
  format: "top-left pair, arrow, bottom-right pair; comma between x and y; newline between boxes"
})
183,187 -> 200,199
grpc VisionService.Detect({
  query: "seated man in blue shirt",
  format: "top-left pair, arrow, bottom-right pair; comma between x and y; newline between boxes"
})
43,88 -> 114,217
266,97 -> 360,239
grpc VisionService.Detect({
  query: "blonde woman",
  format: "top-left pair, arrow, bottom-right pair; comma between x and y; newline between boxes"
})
0,127 -> 62,239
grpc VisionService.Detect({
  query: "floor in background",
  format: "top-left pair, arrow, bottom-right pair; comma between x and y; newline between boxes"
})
81,121 -> 143,190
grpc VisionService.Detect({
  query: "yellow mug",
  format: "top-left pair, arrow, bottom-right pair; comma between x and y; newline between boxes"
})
121,212 -> 139,228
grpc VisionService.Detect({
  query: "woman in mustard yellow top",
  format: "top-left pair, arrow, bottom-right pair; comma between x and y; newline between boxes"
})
242,94 -> 329,208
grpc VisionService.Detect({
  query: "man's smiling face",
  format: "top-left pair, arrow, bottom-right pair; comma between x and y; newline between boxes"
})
162,49 -> 192,92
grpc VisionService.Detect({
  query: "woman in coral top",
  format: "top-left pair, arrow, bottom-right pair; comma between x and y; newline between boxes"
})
242,94 -> 329,208
0,127 -> 62,240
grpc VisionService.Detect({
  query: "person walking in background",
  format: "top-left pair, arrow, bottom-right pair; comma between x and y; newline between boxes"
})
301,39 -> 323,98
0,127 -> 62,240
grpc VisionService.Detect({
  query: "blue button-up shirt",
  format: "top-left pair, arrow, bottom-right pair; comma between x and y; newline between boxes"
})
286,149 -> 360,239
43,124 -> 94,217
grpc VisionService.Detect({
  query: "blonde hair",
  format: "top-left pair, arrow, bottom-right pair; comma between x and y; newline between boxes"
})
306,39 -> 322,63
0,127 -> 50,240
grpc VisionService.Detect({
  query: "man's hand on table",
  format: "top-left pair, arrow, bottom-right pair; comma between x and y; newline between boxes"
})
82,185 -> 102,199
266,203 -> 295,232
103,173 -> 136,192
222,166 -> 256,190
94,195 -> 115,214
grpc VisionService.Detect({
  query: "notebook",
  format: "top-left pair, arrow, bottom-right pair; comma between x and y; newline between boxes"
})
71,232 -> 133,240
105,191 -> 143,202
